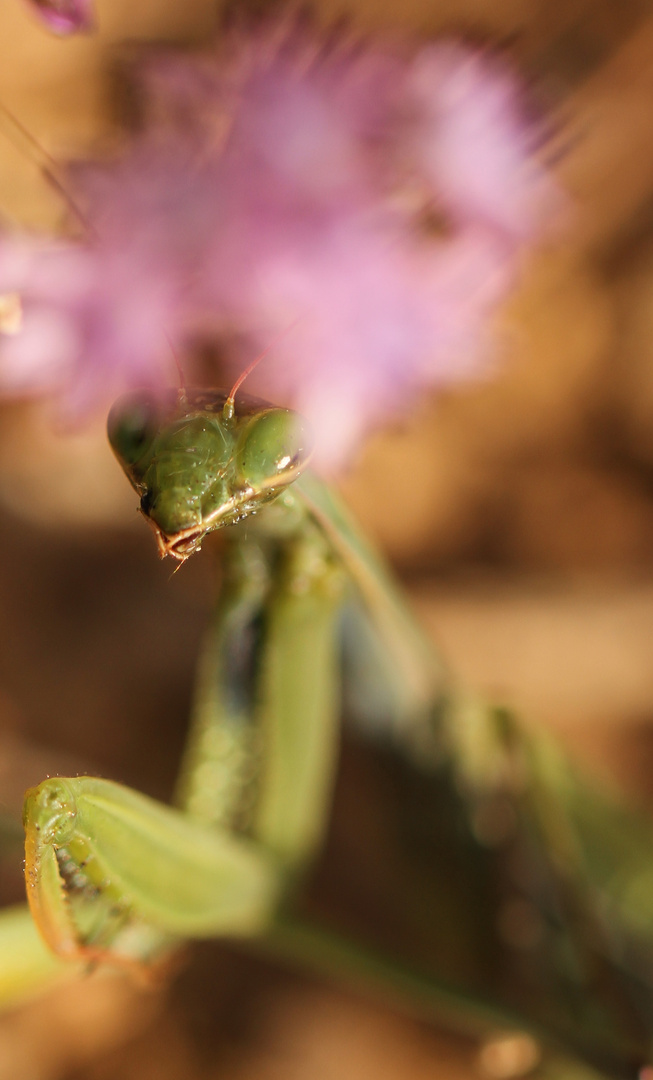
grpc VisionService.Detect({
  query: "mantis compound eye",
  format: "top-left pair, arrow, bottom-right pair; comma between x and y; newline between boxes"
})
107,392 -> 161,472
235,409 -> 312,491
24,778 -> 77,847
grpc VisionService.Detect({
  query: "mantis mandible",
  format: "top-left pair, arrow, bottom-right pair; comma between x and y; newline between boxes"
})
6,384 -> 653,1079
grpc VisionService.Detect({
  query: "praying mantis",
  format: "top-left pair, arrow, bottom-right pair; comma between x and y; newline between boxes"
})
4,383 -> 653,1079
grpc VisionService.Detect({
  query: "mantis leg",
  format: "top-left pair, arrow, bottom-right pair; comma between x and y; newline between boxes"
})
248,518 -> 346,867
174,535 -> 273,830
177,506 -> 347,868
282,476 -> 653,1076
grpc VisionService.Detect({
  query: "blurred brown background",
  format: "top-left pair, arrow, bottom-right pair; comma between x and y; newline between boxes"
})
2,0 -> 653,1077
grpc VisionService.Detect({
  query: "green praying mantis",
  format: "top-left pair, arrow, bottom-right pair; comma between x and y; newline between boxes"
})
4,383 -> 653,1079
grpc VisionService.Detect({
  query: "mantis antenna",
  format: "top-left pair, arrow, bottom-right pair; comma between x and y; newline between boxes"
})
223,319 -> 300,422
0,102 -> 195,399
163,330 -> 188,402
0,99 -> 93,236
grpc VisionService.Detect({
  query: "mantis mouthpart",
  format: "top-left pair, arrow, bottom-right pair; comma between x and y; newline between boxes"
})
5,385 -> 653,1080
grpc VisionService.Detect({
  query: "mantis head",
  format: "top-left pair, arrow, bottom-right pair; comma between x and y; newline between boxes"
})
108,390 -> 313,560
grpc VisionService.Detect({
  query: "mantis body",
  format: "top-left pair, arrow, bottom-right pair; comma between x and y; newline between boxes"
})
6,387 -> 653,1077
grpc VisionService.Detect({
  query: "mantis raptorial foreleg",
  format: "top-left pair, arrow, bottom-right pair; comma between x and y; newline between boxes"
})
248,518 -> 345,866
18,498 -> 346,968
177,510 -> 346,868
174,535 -> 273,830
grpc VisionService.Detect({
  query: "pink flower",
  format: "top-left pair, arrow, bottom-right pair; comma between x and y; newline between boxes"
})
0,141 -> 226,414
198,202 -> 516,467
406,43 -> 551,239
0,17 -> 557,467
22,0 -> 95,35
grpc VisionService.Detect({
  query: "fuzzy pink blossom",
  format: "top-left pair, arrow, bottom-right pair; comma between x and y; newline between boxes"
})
0,138 -> 232,413
0,18 -> 556,467
406,44 -> 549,239
22,0 -> 95,34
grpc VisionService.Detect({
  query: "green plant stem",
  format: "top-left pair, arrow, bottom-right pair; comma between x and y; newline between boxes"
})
263,912 -> 534,1040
